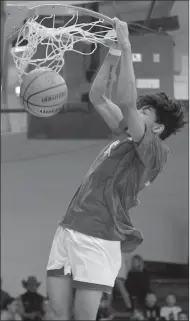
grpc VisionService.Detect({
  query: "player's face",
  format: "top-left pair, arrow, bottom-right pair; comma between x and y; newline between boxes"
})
139,106 -> 157,129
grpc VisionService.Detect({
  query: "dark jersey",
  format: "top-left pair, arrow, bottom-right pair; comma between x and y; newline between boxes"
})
125,270 -> 151,303
60,126 -> 169,253
20,291 -> 44,319
144,305 -> 160,320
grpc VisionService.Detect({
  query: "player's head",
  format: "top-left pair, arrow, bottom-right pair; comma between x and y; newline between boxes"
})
137,92 -> 187,140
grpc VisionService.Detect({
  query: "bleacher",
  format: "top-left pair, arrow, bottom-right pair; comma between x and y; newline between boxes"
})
111,261 -> 189,319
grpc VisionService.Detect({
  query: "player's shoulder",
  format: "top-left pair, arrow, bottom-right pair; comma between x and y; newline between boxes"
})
146,127 -> 170,161
156,136 -> 170,166
151,139 -> 169,176
142,128 -> 169,175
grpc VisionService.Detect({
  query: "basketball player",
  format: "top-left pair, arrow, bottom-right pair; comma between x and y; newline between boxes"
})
47,18 -> 186,320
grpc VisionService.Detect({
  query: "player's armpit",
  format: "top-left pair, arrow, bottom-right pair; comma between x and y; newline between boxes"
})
121,104 -> 146,143
89,93 -> 124,133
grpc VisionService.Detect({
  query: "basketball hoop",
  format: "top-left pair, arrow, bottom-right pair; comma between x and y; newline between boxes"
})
6,4 -> 116,81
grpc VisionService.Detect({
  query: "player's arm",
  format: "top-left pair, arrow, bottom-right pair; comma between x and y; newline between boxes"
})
114,18 -> 145,143
115,18 -> 169,169
89,47 -> 125,133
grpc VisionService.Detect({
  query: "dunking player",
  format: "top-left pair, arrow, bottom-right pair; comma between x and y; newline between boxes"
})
46,18 -> 186,320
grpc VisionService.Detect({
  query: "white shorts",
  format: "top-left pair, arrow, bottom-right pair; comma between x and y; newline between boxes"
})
47,225 -> 121,294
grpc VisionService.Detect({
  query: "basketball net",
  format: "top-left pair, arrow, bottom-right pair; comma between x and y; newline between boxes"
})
11,10 -> 116,81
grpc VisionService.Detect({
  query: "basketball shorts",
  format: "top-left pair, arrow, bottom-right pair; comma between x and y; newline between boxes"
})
47,225 -> 121,294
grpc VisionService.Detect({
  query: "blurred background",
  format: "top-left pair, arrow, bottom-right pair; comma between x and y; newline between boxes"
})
1,1 -> 189,320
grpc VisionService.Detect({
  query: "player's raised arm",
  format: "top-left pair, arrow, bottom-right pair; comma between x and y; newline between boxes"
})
89,42 -> 125,133
114,18 -> 145,143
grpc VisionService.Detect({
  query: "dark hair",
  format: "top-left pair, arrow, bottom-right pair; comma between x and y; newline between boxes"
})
2,297 -> 15,310
137,92 -> 187,140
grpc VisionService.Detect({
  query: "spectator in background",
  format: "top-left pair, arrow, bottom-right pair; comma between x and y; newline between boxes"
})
160,293 -> 182,320
0,278 -> 11,310
178,311 -> 188,320
130,308 -> 145,320
18,276 -> 44,321
96,293 -> 114,321
143,292 -> 160,321
125,255 -> 151,309
1,297 -> 22,320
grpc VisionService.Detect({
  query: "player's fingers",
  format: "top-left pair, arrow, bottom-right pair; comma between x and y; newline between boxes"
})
120,22 -> 129,38
112,17 -> 120,24
120,21 -> 128,32
113,17 -> 127,26
112,17 -> 118,31
113,18 -> 128,36
112,17 -> 123,30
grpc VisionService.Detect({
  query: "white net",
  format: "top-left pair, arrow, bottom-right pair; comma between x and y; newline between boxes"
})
11,12 -> 116,81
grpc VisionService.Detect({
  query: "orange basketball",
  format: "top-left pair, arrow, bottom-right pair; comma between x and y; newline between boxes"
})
20,68 -> 68,117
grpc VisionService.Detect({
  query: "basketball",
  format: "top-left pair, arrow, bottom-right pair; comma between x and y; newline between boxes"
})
20,68 -> 68,117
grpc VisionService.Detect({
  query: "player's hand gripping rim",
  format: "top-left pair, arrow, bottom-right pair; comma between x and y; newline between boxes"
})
112,17 -> 131,50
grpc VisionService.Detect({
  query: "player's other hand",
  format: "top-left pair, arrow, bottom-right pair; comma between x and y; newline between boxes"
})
113,17 -> 131,49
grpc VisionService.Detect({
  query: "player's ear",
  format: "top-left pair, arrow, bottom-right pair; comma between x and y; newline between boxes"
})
152,124 -> 164,134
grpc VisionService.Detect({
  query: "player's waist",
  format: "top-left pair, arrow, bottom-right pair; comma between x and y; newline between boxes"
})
59,209 -> 141,242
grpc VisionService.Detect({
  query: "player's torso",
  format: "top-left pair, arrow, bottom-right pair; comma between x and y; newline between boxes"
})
66,135 -> 151,214
60,135 -> 154,245
60,131 -> 167,248
84,137 -> 131,179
